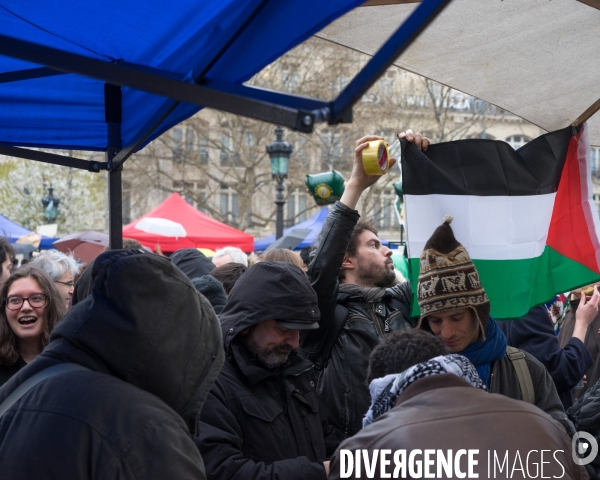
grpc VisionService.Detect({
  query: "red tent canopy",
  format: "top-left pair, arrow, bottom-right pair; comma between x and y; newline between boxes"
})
122,193 -> 254,253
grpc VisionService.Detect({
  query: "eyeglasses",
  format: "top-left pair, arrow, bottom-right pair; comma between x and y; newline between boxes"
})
55,280 -> 75,289
4,293 -> 48,310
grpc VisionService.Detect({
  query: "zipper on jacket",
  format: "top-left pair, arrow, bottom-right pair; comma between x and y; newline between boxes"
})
344,392 -> 350,438
347,311 -> 385,338
370,304 -> 386,338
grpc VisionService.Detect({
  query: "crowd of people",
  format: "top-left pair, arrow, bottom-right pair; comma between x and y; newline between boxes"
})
0,131 -> 599,478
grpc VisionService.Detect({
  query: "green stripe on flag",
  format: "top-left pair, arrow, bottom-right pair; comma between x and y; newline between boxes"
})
409,246 -> 600,320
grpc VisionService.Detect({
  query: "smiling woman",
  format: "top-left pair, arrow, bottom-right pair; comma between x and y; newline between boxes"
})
0,267 -> 66,387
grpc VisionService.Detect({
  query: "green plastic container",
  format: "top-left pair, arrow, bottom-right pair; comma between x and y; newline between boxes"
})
305,170 -> 345,205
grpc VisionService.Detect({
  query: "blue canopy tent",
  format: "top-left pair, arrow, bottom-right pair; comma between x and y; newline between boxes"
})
0,214 -> 58,249
0,0 -> 450,247
254,207 -> 330,251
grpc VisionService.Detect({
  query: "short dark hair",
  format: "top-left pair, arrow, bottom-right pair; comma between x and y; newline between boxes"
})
367,329 -> 448,384
210,263 -> 248,295
339,218 -> 378,282
0,267 -> 67,365
0,236 -> 15,263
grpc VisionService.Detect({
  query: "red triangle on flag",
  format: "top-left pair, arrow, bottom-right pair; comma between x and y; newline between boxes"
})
547,126 -> 600,274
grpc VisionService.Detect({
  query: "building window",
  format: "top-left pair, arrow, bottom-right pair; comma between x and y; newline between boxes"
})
185,129 -> 194,152
372,189 -> 401,231
320,131 -> 341,168
594,194 -> 600,217
281,63 -> 299,92
219,186 -> 239,224
286,195 -> 295,228
173,181 -> 205,211
198,138 -> 209,164
378,77 -> 394,98
172,128 -> 184,162
243,133 -> 255,147
591,147 -> 600,176
286,190 -> 308,227
505,135 -> 531,150
220,135 -> 242,167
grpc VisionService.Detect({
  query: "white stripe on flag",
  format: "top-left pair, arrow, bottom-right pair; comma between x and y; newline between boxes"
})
405,193 -> 556,260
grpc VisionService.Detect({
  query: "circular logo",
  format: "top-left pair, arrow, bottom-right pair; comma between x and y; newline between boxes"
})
315,184 -> 333,199
572,431 -> 599,465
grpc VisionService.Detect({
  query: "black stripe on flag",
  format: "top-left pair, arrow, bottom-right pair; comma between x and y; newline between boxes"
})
401,126 -> 573,196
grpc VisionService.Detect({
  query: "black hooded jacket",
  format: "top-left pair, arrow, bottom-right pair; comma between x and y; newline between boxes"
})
0,250 -> 224,480
171,248 -> 216,279
196,261 -> 334,480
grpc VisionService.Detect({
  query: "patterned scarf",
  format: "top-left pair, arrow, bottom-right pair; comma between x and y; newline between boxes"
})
363,354 -> 486,428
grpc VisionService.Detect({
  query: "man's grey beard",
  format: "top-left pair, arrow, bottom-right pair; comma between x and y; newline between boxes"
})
245,335 -> 293,368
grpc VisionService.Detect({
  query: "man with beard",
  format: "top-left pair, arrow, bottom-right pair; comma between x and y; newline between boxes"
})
196,261 -> 336,480
300,134 -> 419,445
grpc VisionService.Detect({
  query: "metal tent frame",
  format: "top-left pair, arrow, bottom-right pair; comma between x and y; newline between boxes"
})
0,0 -> 450,249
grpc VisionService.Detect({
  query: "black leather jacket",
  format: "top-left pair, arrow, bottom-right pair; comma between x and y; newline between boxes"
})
300,202 -> 415,445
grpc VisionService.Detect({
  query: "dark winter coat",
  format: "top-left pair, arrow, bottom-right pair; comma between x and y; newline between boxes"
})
559,298 -> 600,402
171,248 -> 216,279
490,349 -> 575,435
196,261 -> 333,480
192,275 -> 228,314
0,356 -> 26,388
300,201 -> 414,445
329,374 -> 587,480
0,250 -> 224,480
500,305 -> 592,409
568,377 -> 600,478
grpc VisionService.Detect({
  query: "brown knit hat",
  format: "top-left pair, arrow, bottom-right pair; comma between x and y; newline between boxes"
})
416,215 -> 490,339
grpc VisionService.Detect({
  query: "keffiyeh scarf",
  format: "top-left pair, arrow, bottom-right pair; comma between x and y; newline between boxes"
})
363,354 -> 487,428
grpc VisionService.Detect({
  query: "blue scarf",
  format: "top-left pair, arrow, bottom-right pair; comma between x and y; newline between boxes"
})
460,317 -> 506,387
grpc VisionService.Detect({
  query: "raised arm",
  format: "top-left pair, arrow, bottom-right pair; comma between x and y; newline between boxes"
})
300,136 -> 396,361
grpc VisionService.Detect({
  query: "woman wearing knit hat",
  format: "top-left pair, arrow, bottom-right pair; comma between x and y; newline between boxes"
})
417,215 -> 577,435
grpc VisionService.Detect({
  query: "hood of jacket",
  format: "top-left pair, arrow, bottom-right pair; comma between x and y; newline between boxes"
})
27,249 -> 224,435
219,261 -> 320,351
171,248 -> 215,279
72,260 -> 94,306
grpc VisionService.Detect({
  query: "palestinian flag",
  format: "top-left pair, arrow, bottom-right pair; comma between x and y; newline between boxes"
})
401,124 -> 600,319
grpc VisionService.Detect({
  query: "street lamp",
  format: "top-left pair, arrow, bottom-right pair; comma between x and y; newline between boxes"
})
266,126 -> 293,239
41,184 -> 60,222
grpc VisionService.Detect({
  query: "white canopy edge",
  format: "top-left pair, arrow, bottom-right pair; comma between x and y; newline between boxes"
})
317,0 -> 600,146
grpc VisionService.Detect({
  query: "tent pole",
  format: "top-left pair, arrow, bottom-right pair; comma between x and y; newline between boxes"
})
329,0 -> 452,124
105,84 -> 123,250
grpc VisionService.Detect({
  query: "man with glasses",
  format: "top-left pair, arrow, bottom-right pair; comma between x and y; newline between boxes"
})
29,250 -> 79,310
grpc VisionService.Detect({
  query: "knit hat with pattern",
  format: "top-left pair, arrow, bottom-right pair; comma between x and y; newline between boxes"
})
416,215 -> 489,339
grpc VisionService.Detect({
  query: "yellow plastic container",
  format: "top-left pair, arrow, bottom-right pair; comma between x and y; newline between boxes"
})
362,140 -> 390,175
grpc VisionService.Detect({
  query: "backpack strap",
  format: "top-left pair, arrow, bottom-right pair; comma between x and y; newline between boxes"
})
506,346 -> 535,404
0,363 -> 90,418
313,303 -> 348,371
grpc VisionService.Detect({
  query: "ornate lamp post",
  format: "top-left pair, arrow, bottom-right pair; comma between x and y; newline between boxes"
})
266,127 -> 293,239
41,184 -> 60,222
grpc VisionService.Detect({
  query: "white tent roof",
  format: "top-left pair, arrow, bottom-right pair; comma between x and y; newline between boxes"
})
317,0 -> 600,145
